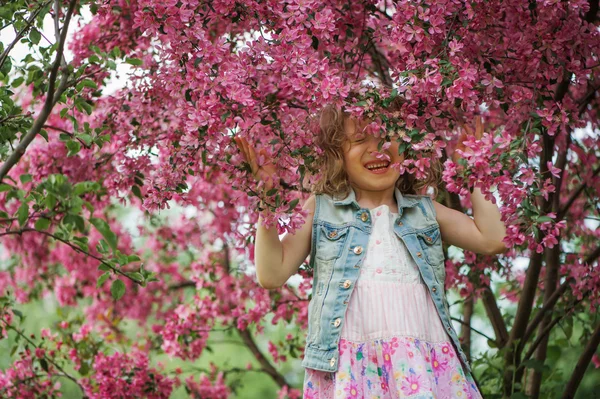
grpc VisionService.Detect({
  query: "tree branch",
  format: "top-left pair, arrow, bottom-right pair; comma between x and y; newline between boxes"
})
0,228 -> 143,285
523,244 -> 599,347
561,321 -> 600,398
481,285 -> 509,348
521,295 -> 587,366
220,242 -> 291,389
558,164 -> 600,220
237,328 -> 288,387
460,295 -> 474,361
0,0 -> 77,183
366,44 -> 393,88
583,0 -> 599,23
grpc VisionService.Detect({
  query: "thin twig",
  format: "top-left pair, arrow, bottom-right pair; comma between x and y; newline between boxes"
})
450,316 -> 497,343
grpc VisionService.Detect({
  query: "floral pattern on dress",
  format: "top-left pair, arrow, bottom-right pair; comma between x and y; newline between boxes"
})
303,336 -> 481,399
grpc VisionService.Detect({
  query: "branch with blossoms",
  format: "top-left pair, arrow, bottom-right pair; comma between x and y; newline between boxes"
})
0,318 -> 83,393
0,227 -> 145,285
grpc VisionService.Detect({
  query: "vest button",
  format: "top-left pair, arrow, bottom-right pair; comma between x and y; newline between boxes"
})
333,318 -> 341,327
330,357 -> 336,366
432,287 -> 437,293
417,252 -> 422,257
342,280 -> 352,288
328,231 -> 337,238
353,246 -> 363,255
360,212 -> 369,222
426,236 -> 432,242
396,219 -> 403,226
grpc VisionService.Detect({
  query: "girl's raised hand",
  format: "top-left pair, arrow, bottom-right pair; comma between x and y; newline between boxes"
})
234,137 -> 278,192
451,115 -> 485,164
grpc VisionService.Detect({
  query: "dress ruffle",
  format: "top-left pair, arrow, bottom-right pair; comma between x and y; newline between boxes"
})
303,335 -> 480,398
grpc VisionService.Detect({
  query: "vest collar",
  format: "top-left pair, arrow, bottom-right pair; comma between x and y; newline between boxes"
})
332,186 -> 419,213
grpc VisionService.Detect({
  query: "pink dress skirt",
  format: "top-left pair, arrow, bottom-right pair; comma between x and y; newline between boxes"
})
303,204 -> 482,399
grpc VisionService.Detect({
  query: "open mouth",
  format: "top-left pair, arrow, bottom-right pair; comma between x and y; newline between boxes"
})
364,161 -> 390,173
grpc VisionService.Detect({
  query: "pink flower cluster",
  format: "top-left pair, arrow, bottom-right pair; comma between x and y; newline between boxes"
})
185,371 -> 230,399
80,351 -> 174,399
0,350 -> 62,399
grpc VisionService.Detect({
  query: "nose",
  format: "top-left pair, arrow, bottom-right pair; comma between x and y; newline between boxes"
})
366,135 -> 383,152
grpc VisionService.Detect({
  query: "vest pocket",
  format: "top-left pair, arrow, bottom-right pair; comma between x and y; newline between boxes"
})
416,226 -> 444,266
416,226 -> 447,286
315,224 -> 349,261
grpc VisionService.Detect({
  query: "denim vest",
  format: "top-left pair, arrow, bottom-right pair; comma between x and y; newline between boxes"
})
301,187 -> 474,381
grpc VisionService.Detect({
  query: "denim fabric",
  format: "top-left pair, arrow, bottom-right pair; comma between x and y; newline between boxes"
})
301,187 -> 474,381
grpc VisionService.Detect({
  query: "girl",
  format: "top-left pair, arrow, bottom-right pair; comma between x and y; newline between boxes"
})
235,103 -> 506,398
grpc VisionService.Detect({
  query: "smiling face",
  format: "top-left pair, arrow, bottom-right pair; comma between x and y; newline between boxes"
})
341,117 -> 405,194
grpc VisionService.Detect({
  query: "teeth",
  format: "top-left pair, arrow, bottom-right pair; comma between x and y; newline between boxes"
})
366,163 -> 389,170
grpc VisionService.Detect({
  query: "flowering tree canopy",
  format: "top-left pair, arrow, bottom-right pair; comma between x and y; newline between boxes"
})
0,0 -> 599,397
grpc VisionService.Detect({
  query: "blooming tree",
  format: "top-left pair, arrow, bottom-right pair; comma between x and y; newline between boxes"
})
1,0 -> 599,397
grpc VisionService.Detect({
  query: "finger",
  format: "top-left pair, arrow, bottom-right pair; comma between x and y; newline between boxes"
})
236,138 -> 249,162
248,144 -> 261,172
476,116 -> 484,138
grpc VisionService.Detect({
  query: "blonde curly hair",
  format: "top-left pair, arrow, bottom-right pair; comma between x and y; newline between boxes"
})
308,98 -> 442,200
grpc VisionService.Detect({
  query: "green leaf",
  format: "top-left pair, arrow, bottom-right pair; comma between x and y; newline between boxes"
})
35,218 -> 51,230
98,264 -> 111,272
29,28 -> 41,45
39,358 -> 49,372
128,272 -> 144,282
45,194 -> 57,210
66,140 -> 81,156
125,57 -> 143,66
90,217 -> 118,252
311,35 -> 319,50
97,272 -> 110,288
10,76 -> 24,88
287,198 -> 300,211
77,133 -> 93,147
127,254 -> 141,263
76,79 -> 98,91
110,279 -> 126,300
0,184 -> 12,192
79,101 -> 93,115
39,129 -> 49,142
60,108 -> 69,118
63,214 -> 85,232
132,185 -> 143,199
16,202 -> 29,227
19,174 -> 32,184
